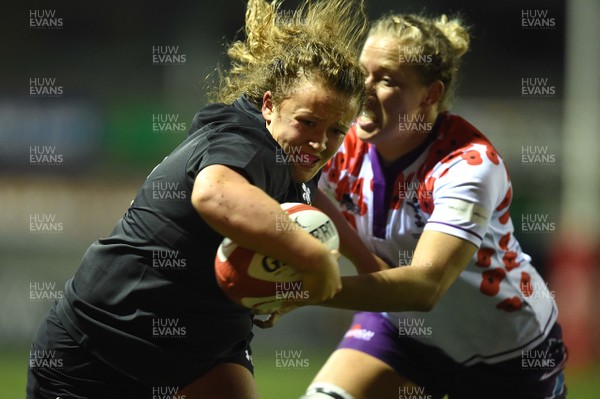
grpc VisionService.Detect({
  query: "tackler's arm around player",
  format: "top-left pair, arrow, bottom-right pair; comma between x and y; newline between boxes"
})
322,230 -> 477,312
193,163 -> 342,304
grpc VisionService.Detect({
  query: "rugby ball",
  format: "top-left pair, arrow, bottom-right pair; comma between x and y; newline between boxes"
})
214,202 -> 339,313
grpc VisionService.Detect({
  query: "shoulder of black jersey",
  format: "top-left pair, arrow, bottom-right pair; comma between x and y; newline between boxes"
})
187,101 -> 264,139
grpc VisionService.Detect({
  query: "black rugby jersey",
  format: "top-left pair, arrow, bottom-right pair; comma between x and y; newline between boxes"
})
55,96 -> 318,384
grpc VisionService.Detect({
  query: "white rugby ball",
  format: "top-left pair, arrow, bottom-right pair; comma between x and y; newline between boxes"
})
214,202 -> 339,313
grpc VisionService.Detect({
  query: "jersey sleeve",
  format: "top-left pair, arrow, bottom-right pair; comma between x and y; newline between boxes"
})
423,143 -> 509,248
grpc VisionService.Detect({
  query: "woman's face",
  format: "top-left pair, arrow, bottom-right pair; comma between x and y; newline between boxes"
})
356,36 -> 433,145
262,79 -> 358,182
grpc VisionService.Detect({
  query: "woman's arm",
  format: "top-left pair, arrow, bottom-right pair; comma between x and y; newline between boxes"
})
192,164 -> 341,303
313,188 -> 386,274
323,230 -> 476,311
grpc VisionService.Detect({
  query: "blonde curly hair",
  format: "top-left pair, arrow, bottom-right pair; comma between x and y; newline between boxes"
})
213,0 -> 369,111
370,13 -> 471,111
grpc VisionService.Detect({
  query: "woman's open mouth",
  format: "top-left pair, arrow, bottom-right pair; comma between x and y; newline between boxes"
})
357,108 -> 378,132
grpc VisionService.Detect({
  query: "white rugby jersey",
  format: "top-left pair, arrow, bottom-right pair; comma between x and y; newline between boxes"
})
320,113 -> 557,365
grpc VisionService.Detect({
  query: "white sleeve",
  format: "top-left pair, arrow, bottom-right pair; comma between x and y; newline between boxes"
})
423,144 -> 509,248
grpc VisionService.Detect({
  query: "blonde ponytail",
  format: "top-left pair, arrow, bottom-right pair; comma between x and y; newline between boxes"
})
435,15 -> 470,58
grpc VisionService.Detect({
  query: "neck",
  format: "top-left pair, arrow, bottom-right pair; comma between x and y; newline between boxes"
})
376,110 -> 440,165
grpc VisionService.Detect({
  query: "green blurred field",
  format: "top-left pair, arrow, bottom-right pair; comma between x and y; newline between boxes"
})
2,346 -> 599,398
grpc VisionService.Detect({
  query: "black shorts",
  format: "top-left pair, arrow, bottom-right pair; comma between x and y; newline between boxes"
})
27,307 -> 254,399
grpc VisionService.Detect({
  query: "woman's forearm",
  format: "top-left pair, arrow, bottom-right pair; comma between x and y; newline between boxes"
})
323,266 -> 438,312
192,164 -> 330,272
323,231 -> 477,312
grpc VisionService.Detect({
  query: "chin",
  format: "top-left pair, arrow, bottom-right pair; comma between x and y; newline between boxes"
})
356,126 -> 381,143
291,167 -> 318,183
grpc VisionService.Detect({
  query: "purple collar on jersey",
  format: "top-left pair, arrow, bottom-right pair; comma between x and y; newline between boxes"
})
368,113 -> 445,239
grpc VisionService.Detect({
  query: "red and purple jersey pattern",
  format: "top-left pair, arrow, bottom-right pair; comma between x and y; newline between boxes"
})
320,113 -> 557,365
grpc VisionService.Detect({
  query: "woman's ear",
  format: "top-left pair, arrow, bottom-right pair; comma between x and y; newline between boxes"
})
422,80 -> 444,106
261,91 -> 274,125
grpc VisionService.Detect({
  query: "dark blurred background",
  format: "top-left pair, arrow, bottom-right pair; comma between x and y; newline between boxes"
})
1,0 -> 599,396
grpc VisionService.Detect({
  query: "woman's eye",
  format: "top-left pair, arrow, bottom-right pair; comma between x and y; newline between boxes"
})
381,77 -> 395,86
326,126 -> 347,137
300,119 -> 316,127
